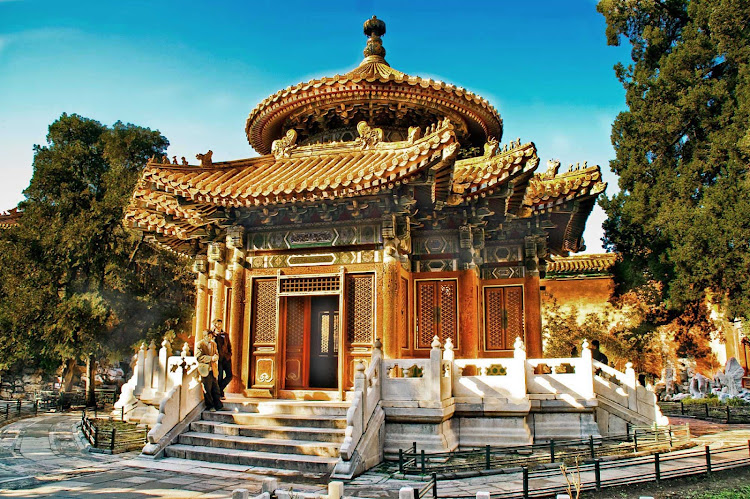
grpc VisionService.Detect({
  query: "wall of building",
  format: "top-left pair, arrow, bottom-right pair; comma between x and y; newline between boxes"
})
540,276 -> 615,320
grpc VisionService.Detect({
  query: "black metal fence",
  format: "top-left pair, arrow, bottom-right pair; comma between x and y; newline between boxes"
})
34,388 -> 118,412
398,425 -> 690,476
406,442 -> 750,498
659,401 -> 750,423
80,411 -> 147,453
0,400 -> 40,423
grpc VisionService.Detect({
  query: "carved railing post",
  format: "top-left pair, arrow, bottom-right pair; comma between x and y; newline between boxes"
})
144,341 -> 157,396
372,338 -> 383,398
442,338 -> 455,400
581,339 -> 595,399
156,338 -> 172,395
134,343 -> 146,397
354,361 -> 367,428
625,361 -> 638,410
513,336 -> 528,396
429,336 -> 442,402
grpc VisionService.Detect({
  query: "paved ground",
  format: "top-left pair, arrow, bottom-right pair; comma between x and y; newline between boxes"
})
0,413 -> 748,498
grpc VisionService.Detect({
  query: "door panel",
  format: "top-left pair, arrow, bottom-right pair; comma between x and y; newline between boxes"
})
284,296 -> 308,389
415,280 -> 457,349
484,286 -> 524,351
309,296 -> 339,389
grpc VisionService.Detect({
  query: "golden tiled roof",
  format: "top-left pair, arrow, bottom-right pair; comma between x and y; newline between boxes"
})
546,253 -> 618,274
245,18 -> 502,154
125,120 -> 458,250
452,139 -> 539,203
141,120 -> 456,207
523,160 -> 607,213
0,208 -> 21,229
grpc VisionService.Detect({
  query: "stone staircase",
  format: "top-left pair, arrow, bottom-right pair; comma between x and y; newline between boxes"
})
163,399 -> 349,474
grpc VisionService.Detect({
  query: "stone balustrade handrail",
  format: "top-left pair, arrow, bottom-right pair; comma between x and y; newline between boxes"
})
340,340 -> 382,461
142,354 -> 204,456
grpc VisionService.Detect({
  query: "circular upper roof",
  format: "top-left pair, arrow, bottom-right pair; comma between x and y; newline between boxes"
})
245,16 -> 504,155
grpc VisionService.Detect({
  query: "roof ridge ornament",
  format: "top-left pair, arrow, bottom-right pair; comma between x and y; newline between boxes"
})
362,15 -> 387,62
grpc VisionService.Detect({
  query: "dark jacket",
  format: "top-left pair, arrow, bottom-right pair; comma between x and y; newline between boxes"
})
215,331 -> 232,360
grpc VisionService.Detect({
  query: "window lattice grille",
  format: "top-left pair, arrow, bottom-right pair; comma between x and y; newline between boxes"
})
416,280 -> 457,349
484,286 -> 524,351
485,287 -> 506,350
280,275 -> 340,294
505,287 -> 524,344
252,279 -> 277,344
438,281 -> 457,345
416,281 -> 436,349
286,296 -> 305,348
346,274 -> 374,345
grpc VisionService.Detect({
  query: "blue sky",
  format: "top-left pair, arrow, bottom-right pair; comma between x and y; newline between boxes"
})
0,0 -> 630,253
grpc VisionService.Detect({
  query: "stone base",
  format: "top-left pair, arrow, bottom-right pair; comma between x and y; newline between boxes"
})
595,407 -> 629,436
457,416 -> 532,447
383,418 -> 458,456
529,411 -> 601,441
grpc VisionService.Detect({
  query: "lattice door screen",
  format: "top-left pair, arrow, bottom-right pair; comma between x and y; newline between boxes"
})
252,278 -> 278,344
484,286 -> 524,350
415,280 -> 457,349
279,275 -> 340,295
346,274 -> 374,345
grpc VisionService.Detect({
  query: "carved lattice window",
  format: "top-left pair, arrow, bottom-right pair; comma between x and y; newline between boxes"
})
415,280 -> 457,349
252,279 -> 278,344
279,275 -> 340,294
346,274 -> 374,345
484,286 -> 524,350
286,296 -> 305,348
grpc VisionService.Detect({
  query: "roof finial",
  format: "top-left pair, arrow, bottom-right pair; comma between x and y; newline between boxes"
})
363,16 -> 387,60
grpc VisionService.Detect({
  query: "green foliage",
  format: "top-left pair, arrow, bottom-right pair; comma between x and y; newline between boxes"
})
543,285 -> 668,374
682,395 -> 750,406
597,0 -> 750,320
696,487 -> 750,499
0,113 -> 194,372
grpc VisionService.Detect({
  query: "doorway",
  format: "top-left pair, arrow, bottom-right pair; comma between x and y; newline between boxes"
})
283,295 -> 339,390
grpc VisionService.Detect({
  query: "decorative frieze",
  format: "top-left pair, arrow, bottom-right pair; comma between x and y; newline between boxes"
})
482,266 -> 526,280
248,224 -> 381,251
413,234 -> 459,255
414,259 -> 457,272
250,250 -> 380,269
484,244 -> 523,264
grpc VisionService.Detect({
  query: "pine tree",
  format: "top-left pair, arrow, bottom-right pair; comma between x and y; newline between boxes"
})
597,0 -> 750,320
0,114 -> 194,381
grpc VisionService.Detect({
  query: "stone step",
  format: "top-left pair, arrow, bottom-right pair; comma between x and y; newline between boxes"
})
164,444 -> 339,473
190,420 -> 346,443
178,431 -> 341,457
201,410 -> 348,429
221,400 -> 350,417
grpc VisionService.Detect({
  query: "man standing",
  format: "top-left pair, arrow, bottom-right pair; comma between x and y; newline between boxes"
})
590,340 -> 609,366
212,319 -> 232,398
196,329 -> 223,411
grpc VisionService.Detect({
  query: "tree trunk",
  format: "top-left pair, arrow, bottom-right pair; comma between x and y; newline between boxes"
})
61,358 -> 76,392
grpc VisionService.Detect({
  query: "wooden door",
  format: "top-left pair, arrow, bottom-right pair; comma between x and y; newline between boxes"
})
483,286 -> 524,351
415,280 -> 457,349
284,296 -> 308,389
309,296 -> 339,389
